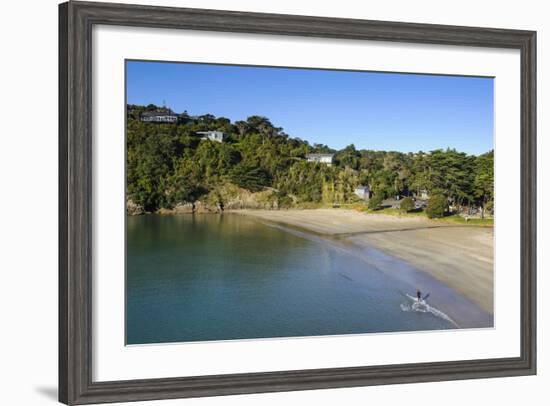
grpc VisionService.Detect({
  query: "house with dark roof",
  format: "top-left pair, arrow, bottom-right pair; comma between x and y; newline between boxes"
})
140,110 -> 178,123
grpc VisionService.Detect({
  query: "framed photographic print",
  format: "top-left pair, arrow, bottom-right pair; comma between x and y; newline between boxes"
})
59,1 -> 536,404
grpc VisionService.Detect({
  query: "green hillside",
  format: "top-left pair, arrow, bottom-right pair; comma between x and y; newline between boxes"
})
126,104 -> 493,215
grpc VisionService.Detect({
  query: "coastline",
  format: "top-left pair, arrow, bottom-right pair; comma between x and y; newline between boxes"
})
236,209 -> 494,316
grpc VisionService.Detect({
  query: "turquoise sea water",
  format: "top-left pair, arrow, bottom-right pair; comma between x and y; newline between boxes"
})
126,214 -> 460,344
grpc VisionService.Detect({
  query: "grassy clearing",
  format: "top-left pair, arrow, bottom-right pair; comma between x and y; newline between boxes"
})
284,203 -> 494,227
441,215 -> 494,226
364,207 -> 494,226
294,202 -> 367,210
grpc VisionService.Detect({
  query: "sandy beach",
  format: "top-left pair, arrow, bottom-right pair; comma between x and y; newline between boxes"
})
238,209 -> 494,315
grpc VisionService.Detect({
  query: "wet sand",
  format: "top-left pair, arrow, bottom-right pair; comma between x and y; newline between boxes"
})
239,209 -> 494,315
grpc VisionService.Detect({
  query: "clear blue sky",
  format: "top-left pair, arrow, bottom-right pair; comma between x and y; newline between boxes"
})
126,60 -> 494,155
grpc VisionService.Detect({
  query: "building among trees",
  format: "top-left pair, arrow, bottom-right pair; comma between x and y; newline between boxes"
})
140,110 -> 178,123
416,189 -> 429,200
197,130 -> 226,143
306,153 -> 334,166
354,185 -> 371,201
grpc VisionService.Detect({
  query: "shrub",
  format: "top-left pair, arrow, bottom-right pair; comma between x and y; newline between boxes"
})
368,194 -> 383,210
399,197 -> 415,213
229,163 -> 272,192
276,193 -> 294,209
426,194 -> 448,218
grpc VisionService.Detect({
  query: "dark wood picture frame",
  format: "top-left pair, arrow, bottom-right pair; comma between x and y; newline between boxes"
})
59,1 -> 537,404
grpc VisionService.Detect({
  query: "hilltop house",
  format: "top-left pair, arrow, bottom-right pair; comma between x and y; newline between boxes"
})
354,185 -> 371,201
140,110 -> 178,123
197,131 -> 226,143
306,153 -> 334,166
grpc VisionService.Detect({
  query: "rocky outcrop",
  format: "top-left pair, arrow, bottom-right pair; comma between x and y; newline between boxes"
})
157,201 -> 221,215
126,199 -> 145,215
222,196 -> 278,210
172,202 -> 195,214
194,201 -> 222,213
207,183 -> 279,210
136,183 -> 283,215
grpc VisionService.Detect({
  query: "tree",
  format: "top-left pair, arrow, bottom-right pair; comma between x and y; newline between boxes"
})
126,131 -> 177,211
166,172 -> 206,206
399,197 -> 415,213
335,144 -> 361,170
473,151 -> 494,218
234,120 -> 249,137
426,194 -> 447,218
277,161 -> 328,203
368,194 -> 383,210
229,162 -> 272,192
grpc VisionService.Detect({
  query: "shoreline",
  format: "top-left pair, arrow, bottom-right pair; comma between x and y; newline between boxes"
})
237,209 -> 494,317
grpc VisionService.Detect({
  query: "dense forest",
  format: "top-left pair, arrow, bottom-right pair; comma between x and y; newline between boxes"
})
126,104 -> 494,217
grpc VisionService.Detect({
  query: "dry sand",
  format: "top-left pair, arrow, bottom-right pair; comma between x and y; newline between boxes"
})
239,209 -> 494,314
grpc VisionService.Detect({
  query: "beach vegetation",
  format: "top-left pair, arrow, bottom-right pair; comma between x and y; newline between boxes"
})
399,197 -> 415,213
368,194 -> 384,211
426,194 -> 448,218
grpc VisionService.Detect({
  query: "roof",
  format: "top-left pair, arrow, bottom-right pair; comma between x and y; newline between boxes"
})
141,111 -> 177,117
306,153 -> 334,158
197,131 -> 225,135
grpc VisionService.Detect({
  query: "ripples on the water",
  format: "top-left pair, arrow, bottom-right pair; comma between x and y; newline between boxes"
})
400,297 -> 459,328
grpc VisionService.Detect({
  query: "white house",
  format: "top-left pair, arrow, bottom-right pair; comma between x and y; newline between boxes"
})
197,131 -> 226,143
306,153 -> 334,166
354,185 -> 371,201
140,111 -> 178,123
417,189 -> 429,200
